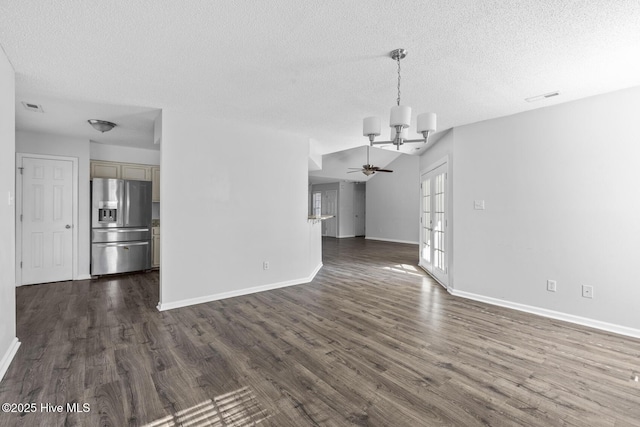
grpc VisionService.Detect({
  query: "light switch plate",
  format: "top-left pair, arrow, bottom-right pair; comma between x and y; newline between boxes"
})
547,280 -> 557,292
474,200 -> 485,210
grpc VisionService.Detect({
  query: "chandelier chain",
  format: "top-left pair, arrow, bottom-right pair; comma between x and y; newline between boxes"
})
396,55 -> 401,106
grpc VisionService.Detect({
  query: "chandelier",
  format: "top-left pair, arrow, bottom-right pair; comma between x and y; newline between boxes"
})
363,49 -> 437,150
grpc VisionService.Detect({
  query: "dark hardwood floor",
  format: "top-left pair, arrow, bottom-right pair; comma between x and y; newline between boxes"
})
1,237 -> 640,426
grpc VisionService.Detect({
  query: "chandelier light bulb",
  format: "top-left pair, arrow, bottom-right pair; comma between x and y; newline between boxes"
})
390,105 -> 411,128
417,112 -> 437,133
363,116 -> 381,136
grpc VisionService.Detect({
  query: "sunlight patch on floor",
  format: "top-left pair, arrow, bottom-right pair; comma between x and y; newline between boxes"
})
143,386 -> 269,427
381,263 -> 424,277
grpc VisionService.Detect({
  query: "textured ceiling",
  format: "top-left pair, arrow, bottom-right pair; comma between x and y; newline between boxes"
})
1,0 -> 640,156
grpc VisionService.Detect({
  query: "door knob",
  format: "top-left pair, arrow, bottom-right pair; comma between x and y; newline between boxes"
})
65,224 -> 71,229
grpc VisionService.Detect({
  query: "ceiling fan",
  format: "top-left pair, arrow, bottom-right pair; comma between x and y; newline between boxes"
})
348,145 -> 393,176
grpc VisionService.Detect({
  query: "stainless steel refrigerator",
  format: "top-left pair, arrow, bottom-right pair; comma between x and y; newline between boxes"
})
91,178 -> 152,276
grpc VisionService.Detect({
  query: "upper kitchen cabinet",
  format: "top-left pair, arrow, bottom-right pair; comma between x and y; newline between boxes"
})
151,166 -> 160,202
90,160 -> 157,183
90,160 -> 120,179
122,163 -> 152,181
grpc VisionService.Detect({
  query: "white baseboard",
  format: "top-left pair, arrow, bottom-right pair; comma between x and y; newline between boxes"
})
337,235 -> 356,239
157,263 -> 324,312
0,338 -> 21,382
365,236 -> 419,245
450,289 -> 640,340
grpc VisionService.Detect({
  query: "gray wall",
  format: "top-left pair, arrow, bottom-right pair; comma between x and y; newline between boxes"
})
365,154 -> 420,244
451,86 -> 640,332
338,182 -> 355,238
159,109 -> 316,309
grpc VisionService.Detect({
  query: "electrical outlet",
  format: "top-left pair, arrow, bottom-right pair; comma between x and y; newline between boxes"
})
263,261 -> 269,270
582,285 -> 593,299
547,280 -> 557,292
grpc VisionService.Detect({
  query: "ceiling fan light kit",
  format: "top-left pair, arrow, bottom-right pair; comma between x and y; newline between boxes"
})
363,48 -> 437,150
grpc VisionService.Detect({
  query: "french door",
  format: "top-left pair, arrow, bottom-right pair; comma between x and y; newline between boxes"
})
420,161 -> 448,287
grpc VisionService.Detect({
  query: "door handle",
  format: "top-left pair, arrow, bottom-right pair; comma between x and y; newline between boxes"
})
65,224 -> 72,229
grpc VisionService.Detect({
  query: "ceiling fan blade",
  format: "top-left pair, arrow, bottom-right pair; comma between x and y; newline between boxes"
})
377,169 -> 393,173
347,170 -> 362,173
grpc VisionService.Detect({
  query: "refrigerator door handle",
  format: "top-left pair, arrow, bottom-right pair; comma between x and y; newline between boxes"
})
93,241 -> 149,247
124,180 -> 131,226
118,179 -> 125,227
93,228 -> 149,233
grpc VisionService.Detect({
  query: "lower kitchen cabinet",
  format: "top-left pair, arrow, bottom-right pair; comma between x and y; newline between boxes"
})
152,226 -> 160,268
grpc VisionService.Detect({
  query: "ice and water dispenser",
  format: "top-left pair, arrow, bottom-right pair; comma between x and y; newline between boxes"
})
97,202 -> 118,224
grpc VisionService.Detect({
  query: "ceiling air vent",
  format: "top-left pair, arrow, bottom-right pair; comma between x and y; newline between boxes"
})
21,102 -> 44,113
525,91 -> 560,103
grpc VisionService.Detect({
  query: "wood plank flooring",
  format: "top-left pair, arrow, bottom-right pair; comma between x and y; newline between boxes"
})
2,237 -> 640,426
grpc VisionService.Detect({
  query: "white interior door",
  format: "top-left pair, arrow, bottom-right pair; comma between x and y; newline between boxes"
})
322,190 -> 338,237
20,157 -> 74,285
420,162 -> 448,287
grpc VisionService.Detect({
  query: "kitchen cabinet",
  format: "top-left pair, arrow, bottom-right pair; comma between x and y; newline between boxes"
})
90,160 -> 157,183
152,226 -> 160,268
151,167 -> 160,202
122,163 -> 151,181
90,161 -> 120,179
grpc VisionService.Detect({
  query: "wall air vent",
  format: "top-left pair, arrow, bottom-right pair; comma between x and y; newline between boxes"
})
525,91 -> 560,103
21,102 -> 44,113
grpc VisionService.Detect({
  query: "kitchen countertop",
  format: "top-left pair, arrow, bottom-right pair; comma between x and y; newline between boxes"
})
307,215 -> 334,224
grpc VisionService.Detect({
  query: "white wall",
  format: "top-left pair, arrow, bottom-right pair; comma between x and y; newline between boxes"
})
16,131 -> 91,279
90,142 -> 160,165
159,110 -> 317,310
365,154 -> 420,244
452,86 -> 640,333
338,182 -> 355,238
0,45 -> 18,381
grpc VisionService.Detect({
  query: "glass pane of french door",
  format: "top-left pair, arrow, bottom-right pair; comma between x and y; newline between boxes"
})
434,172 -> 445,273
421,178 -> 432,264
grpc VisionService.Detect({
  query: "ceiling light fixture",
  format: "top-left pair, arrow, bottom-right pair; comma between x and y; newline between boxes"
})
87,119 -> 117,133
363,49 -> 437,150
